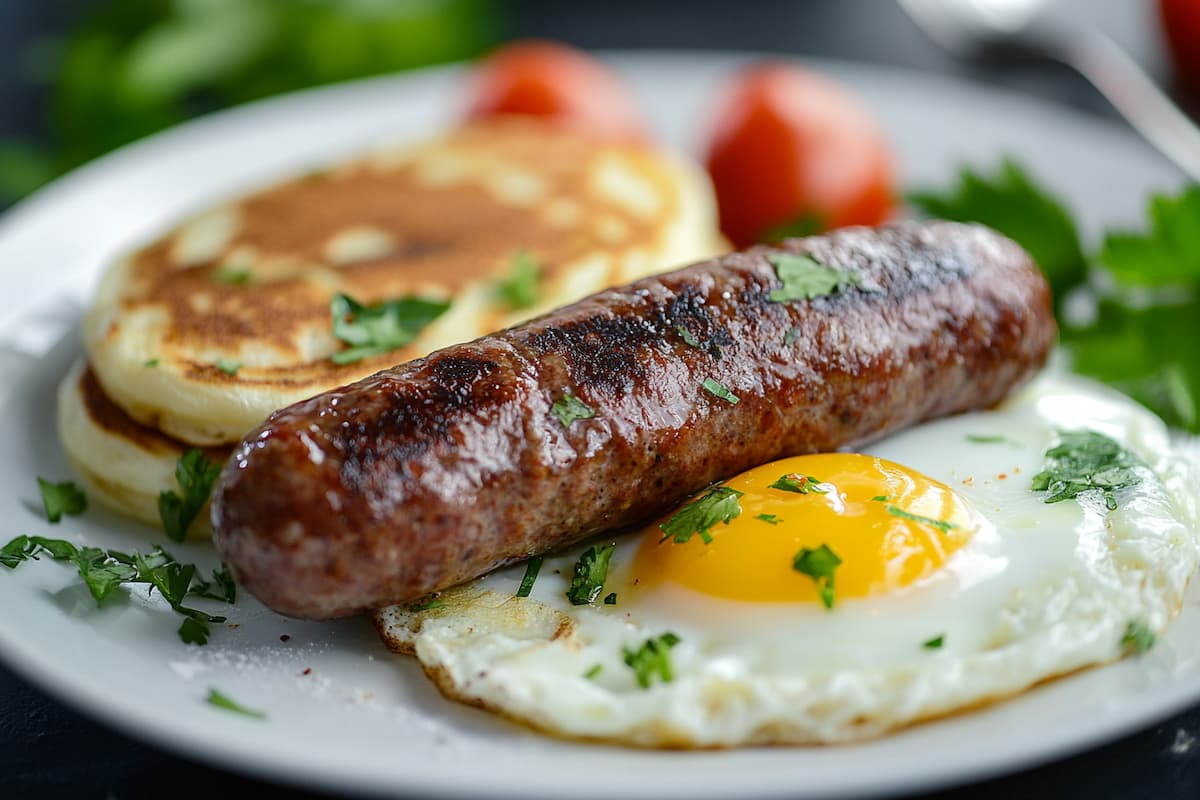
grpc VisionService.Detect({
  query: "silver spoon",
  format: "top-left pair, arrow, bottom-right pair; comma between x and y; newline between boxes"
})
898,0 -> 1200,182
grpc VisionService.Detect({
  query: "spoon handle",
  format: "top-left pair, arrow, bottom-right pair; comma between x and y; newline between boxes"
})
1055,27 -> 1200,182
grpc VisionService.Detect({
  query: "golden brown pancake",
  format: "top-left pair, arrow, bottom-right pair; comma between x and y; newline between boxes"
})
84,118 -> 724,446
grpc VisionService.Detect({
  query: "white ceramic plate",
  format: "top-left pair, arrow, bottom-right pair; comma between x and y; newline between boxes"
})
0,53 -> 1193,800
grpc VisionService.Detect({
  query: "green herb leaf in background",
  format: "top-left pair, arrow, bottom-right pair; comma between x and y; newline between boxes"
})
496,250 -> 541,310
158,450 -> 221,542
36,478 -> 87,523
0,0 -> 499,206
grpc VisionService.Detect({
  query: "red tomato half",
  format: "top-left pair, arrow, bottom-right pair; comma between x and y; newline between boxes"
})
1160,0 -> 1200,95
702,62 -> 896,249
460,39 -> 648,143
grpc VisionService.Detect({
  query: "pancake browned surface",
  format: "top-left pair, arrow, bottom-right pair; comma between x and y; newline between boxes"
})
84,118 -> 724,446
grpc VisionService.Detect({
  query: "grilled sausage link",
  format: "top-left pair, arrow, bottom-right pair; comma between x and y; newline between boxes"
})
211,222 -> 1057,619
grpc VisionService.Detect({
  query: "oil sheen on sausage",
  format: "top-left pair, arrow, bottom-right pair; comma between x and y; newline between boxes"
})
211,222 -> 1057,619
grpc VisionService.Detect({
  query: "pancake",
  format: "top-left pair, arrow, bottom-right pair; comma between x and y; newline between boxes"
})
84,118 -> 724,446
56,360 -> 228,538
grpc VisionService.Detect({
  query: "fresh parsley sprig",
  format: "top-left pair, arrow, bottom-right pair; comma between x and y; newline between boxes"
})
623,633 -> 680,689
0,536 -> 235,644
495,250 -> 541,310
1031,430 -> 1144,511
36,478 -> 87,523
793,543 -> 842,610
565,544 -> 615,605
768,473 -> 826,494
159,450 -> 221,542
551,392 -> 595,427
766,253 -> 861,303
658,486 -> 743,545
329,292 -> 450,365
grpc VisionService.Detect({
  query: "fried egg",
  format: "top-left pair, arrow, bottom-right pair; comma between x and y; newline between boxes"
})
374,371 -> 1200,746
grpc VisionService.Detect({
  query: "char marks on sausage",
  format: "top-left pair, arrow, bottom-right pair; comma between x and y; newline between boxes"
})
211,222 -> 1057,619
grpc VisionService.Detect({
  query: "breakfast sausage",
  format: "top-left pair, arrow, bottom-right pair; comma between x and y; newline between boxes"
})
211,222 -> 1056,619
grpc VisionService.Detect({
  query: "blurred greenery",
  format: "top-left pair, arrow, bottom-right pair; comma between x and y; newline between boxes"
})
0,0 -> 501,205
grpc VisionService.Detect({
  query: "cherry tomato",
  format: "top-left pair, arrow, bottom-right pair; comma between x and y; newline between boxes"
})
460,39 -> 648,143
702,62 -> 896,249
1160,0 -> 1200,95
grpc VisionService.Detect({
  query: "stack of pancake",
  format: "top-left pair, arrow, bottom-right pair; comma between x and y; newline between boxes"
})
60,118 -> 725,537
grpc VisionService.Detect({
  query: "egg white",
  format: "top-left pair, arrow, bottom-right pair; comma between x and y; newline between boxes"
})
374,371 -> 1200,746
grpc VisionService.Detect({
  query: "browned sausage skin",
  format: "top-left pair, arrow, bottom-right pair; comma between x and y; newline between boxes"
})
211,222 -> 1057,619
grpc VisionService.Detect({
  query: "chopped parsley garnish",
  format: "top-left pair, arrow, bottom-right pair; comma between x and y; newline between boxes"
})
143,358 -> 159,368
565,544 -> 615,605
584,663 -> 603,680
658,486 -> 743,545
675,324 -> 701,348
1121,619 -> 1156,655
755,513 -> 781,525
214,358 -> 241,376
206,689 -> 266,719
783,327 -> 801,346
0,536 -> 234,644
496,250 -> 540,310
329,292 -> 450,365
768,473 -> 826,495
792,544 -> 841,610
886,506 -> 957,532
604,592 -> 617,605
766,253 -> 862,303
36,478 -> 87,523
552,392 -> 595,427
871,495 -> 889,502
1031,430 -> 1144,511
923,635 -> 945,650
409,597 -> 445,612
212,266 -> 251,284
966,434 -> 1007,444
701,377 -> 739,404
623,633 -> 680,689
158,450 -> 221,543
516,556 -> 543,598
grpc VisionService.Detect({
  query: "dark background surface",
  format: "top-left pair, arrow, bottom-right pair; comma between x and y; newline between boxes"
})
2,1 -> 1199,798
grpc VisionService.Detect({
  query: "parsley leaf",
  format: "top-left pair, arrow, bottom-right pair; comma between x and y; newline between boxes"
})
1031,430 -> 1144,511
755,513 -> 781,525
565,544 -> 615,605
675,324 -> 701,348
1100,187 -> 1200,286
701,378 -> 739,404
885,506 -> 958,532
783,327 -> 801,346
1121,619 -> 1156,655
189,565 -> 237,603
212,266 -> 251,284
496,250 -> 540,310
907,158 -> 1087,299
409,597 -> 445,612
36,478 -> 87,523
158,450 -> 221,542
516,556 -> 543,598
658,486 -> 743,545
793,544 -> 842,610
214,358 -> 241,376
768,473 -> 826,494
766,253 -> 861,303
329,292 -> 450,365
206,688 -> 266,719
966,434 -> 1007,444
622,633 -> 680,689
923,635 -> 945,650
584,663 -> 603,679
604,592 -> 617,605
552,392 -> 595,427
0,536 -> 233,644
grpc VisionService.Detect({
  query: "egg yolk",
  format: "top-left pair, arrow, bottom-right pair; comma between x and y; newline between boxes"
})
631,453 -> 978,605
